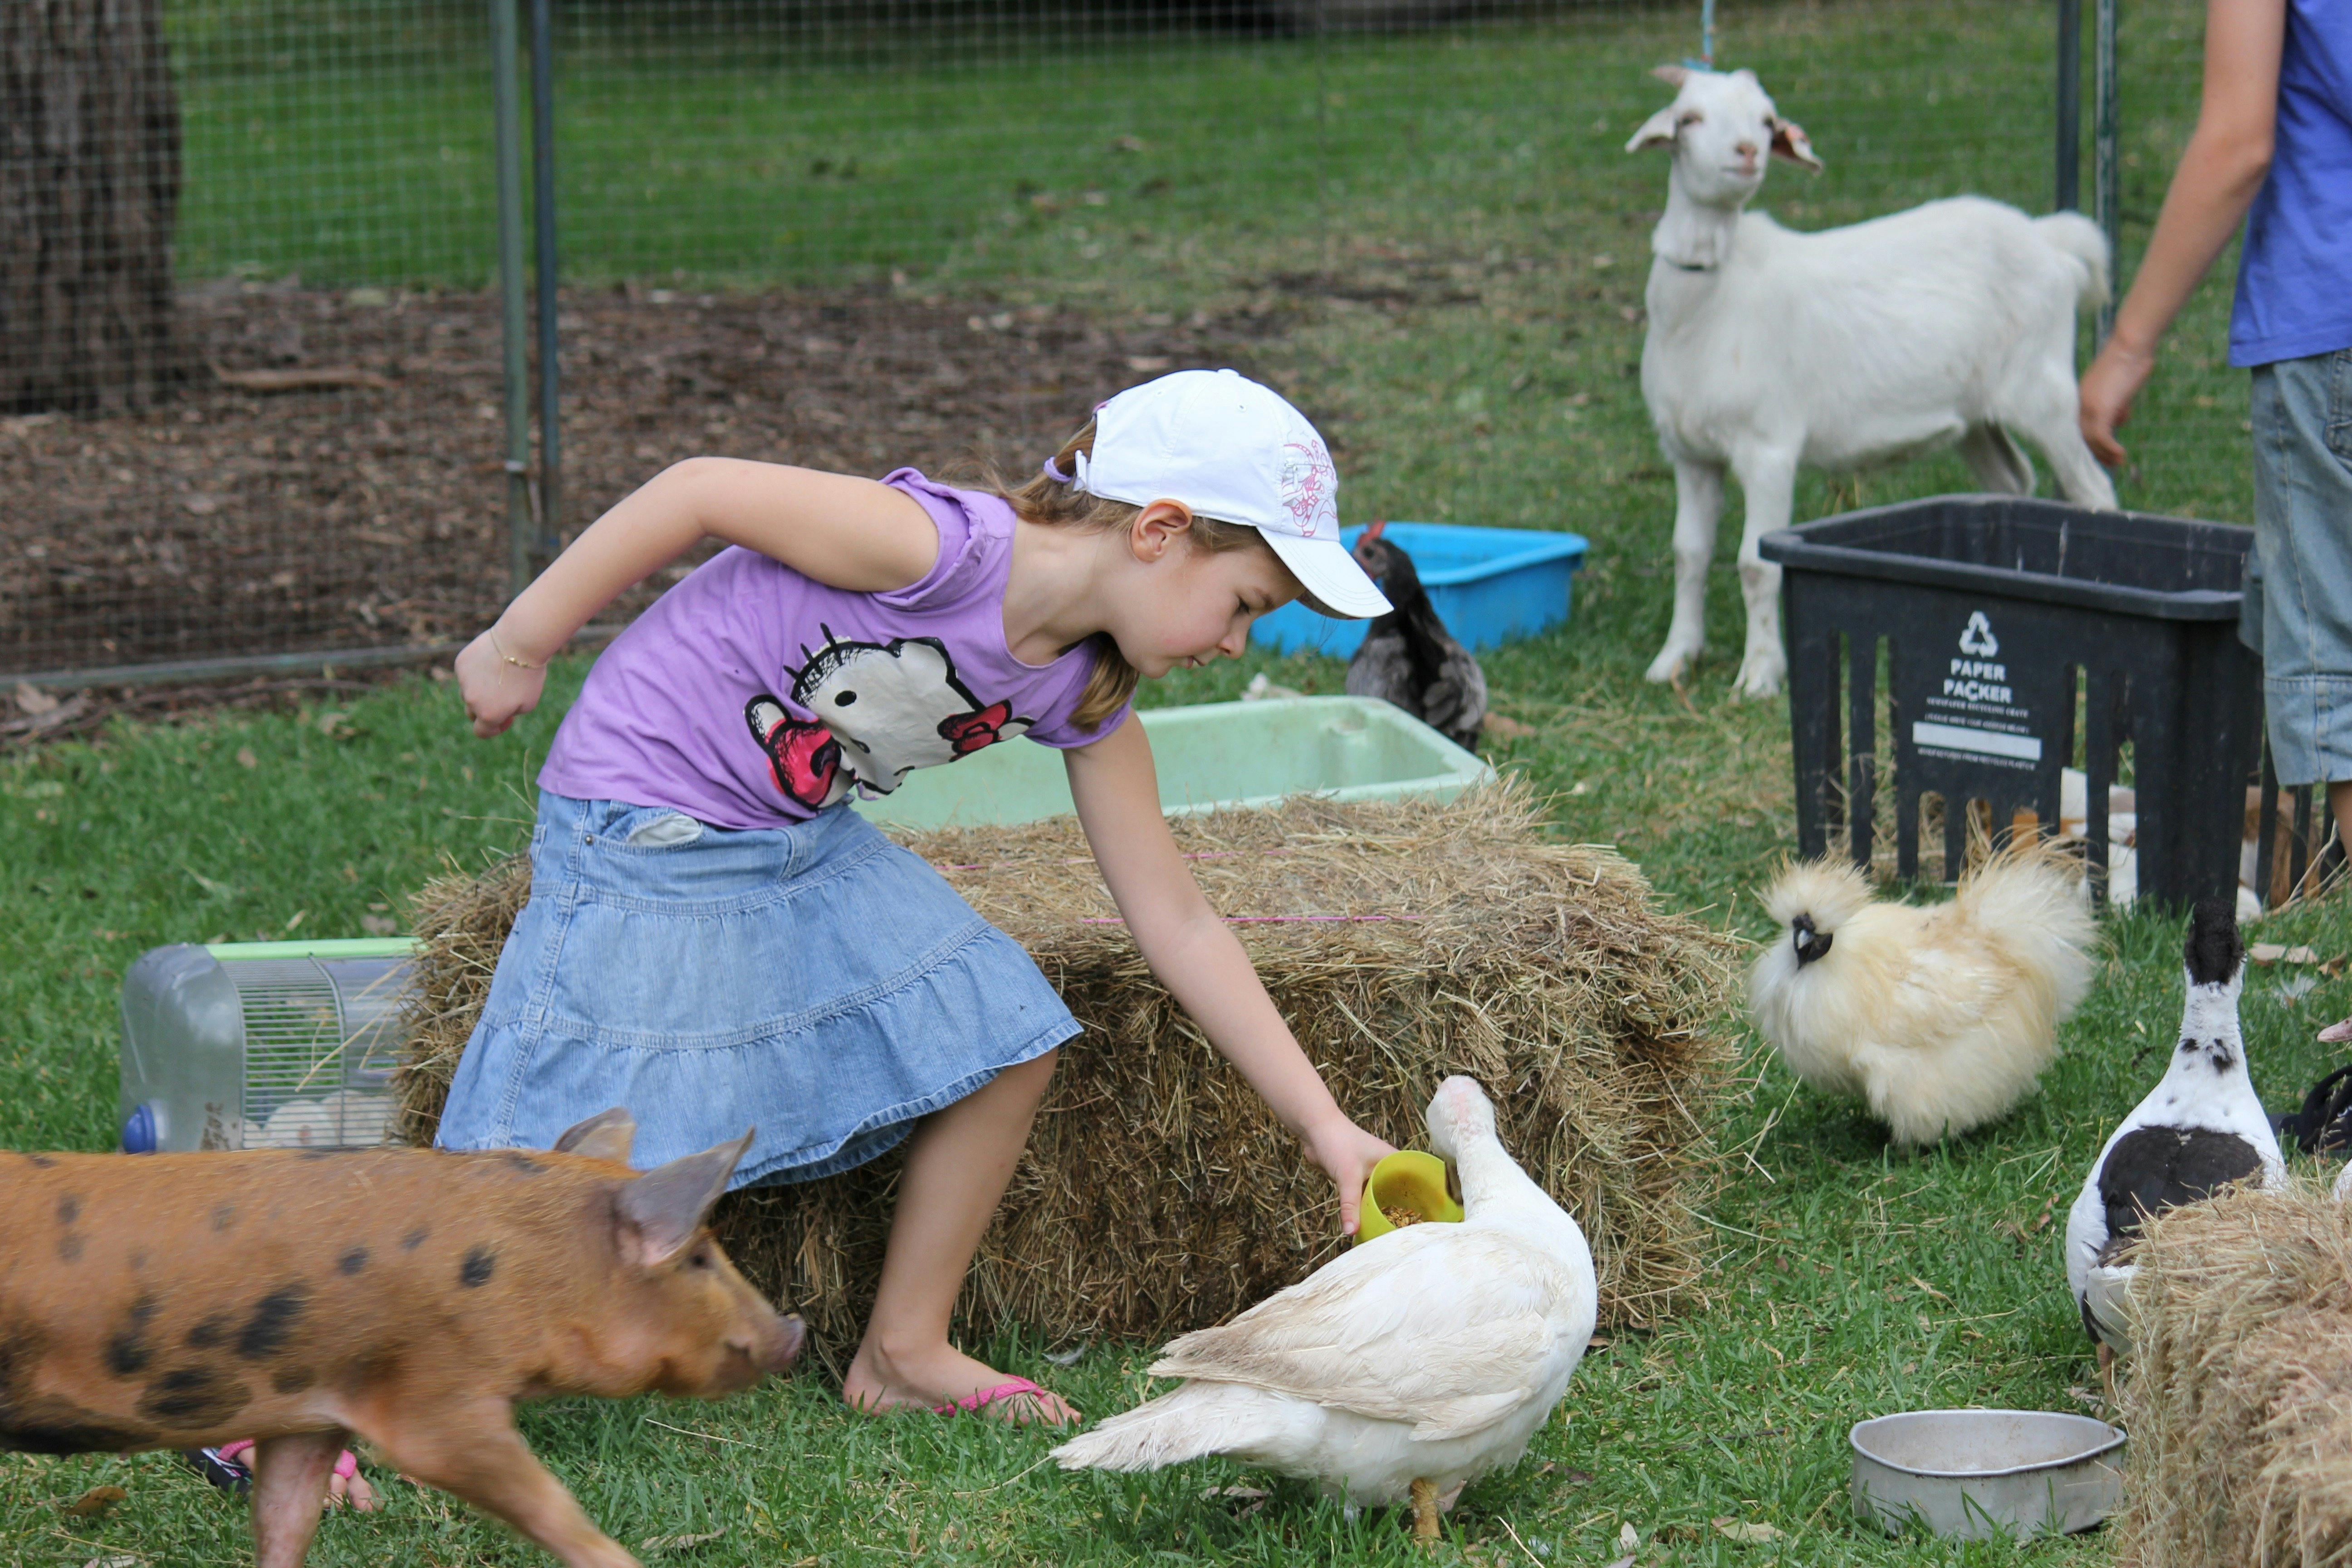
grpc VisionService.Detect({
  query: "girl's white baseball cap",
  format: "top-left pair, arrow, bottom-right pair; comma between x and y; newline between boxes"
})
1067,369 -> 1392,618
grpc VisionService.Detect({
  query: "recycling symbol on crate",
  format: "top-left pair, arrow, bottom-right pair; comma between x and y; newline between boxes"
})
1911,608 -> 2041,769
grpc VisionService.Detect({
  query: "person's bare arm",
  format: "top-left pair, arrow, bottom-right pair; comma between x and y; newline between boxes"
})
2079,0 -> 2286,466
458,459 -> 938,737
1064,716 -> 1395,1233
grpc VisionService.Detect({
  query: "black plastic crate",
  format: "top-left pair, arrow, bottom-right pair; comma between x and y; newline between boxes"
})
1758,495 -> 2260,909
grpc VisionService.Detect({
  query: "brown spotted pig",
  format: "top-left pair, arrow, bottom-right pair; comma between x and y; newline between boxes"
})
0,1107 -> 803,1568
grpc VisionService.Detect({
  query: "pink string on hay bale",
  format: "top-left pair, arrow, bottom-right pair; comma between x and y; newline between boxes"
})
1080,914 -> 1421,925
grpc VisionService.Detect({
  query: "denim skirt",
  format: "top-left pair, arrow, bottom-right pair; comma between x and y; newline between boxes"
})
434,791 -> 1080,1187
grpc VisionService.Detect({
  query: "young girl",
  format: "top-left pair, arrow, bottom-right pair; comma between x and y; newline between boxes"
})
441,368 -> 1398,1425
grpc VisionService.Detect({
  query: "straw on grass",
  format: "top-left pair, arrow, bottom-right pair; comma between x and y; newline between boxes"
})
396,780 -> 1739,1352
2117,1180 -> 2352,1568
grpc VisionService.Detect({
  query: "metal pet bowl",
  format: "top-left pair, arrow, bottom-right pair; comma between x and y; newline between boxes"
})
1850,1410 -> 2126,1540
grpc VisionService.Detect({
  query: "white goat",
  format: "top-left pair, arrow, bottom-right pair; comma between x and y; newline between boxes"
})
1627,66 -> 2117,698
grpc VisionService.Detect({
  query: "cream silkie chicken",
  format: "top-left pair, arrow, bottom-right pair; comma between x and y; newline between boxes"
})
1749,849 -> 2097,1146
1051,1076 -> 1595,1540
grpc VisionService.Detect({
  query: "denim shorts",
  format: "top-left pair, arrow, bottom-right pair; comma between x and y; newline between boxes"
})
2246,348 -> 2352,786
434,792 -> 1079,1186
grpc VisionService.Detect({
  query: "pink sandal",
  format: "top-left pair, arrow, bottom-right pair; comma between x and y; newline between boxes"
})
215,1439 -> 360,1484
931,1377 -> 1060,1420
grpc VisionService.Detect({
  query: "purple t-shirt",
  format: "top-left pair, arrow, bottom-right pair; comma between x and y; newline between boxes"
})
539,470 -> 1129,828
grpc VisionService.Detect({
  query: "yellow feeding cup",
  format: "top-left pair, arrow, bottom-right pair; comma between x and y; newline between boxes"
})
1353,1150 -> 1465,1244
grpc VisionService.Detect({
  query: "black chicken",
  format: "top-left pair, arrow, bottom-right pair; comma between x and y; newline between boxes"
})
1343,522 -> 1488,750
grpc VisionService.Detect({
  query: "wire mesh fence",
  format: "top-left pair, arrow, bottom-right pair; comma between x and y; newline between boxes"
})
1,0 -> 2247,685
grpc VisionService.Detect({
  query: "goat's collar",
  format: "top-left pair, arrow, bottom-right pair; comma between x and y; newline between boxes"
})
1651,181 -> 1742,271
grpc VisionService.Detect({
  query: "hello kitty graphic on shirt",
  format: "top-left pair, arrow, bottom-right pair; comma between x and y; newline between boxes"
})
746,629 -> 1034,811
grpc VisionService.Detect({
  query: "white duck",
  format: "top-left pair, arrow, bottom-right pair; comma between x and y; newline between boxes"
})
2065,897 -> 2284,1372
1051,1076 -> 1596,1540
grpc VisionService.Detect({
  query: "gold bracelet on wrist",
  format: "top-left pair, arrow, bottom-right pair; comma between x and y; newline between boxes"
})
488,628 -> 546,671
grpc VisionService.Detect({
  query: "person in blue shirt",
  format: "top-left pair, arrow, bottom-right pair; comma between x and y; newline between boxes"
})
2080,0 -> 2352,851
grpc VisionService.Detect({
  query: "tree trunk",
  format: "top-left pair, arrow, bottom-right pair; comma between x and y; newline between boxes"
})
0,0 -> 183,414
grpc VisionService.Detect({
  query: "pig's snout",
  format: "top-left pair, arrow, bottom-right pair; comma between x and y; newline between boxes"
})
757,1312 -> 807,1374
710,1310 -> 804,1394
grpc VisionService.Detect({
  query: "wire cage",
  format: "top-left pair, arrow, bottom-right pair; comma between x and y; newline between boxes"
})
119,938 -> 415,1153
0,0 -> 2251,690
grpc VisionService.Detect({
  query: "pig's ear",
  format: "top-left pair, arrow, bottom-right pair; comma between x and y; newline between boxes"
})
616,1130 -> 752,1267
554,1107 -> 637,1165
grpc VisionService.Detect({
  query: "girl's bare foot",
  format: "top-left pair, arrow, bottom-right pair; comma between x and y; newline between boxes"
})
842,1339 -> 1078,1426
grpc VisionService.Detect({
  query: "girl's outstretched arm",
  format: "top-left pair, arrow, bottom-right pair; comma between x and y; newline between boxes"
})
458,459 -> 940,737
2078,0 -> 2284,466
1065,715 -> 1396,1234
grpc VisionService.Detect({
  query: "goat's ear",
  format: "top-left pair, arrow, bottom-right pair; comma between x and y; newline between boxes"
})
1650,63 -> 1690,87
1626,105 -> 1682,154
1769,115 -> 1823,172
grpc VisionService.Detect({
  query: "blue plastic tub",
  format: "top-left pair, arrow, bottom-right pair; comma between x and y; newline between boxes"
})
1250,522 -> 1589,658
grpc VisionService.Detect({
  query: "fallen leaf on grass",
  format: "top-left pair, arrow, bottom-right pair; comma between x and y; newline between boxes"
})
61,1485 -> 127,1518
235,746 -> 258,769
1483,714 -> 1536,740
640,1528 -> 725,1552
81,1556 -> 140,1568
1712,1516 -> 1784,1544
360,913 -> 399,936
2,692 -> 91,736
14,682 -> 59,716
1201,1484 -> 1270,1501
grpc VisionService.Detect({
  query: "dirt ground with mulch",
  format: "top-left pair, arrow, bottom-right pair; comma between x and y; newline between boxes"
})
0,279 -> 1286,717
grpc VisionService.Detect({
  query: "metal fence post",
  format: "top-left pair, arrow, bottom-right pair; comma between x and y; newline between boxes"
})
491,0 -> 533,600
2092,0 -> 2118,346
530,0 -> 561,565
2055,0 -> 2081,211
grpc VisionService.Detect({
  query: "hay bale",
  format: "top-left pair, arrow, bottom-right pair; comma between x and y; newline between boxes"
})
2117,1181 -> 2352,1568
392,848 -> 529,1151
395,781 -> 1738,1352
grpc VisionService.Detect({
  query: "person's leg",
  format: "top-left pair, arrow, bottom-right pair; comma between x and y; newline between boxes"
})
841,1049 -> 1074,1424
2251,353 -> 2352,828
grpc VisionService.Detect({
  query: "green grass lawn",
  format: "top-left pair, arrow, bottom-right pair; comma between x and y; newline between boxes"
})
6,0 -> 2333,1561
6,595 -> 2350,1568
